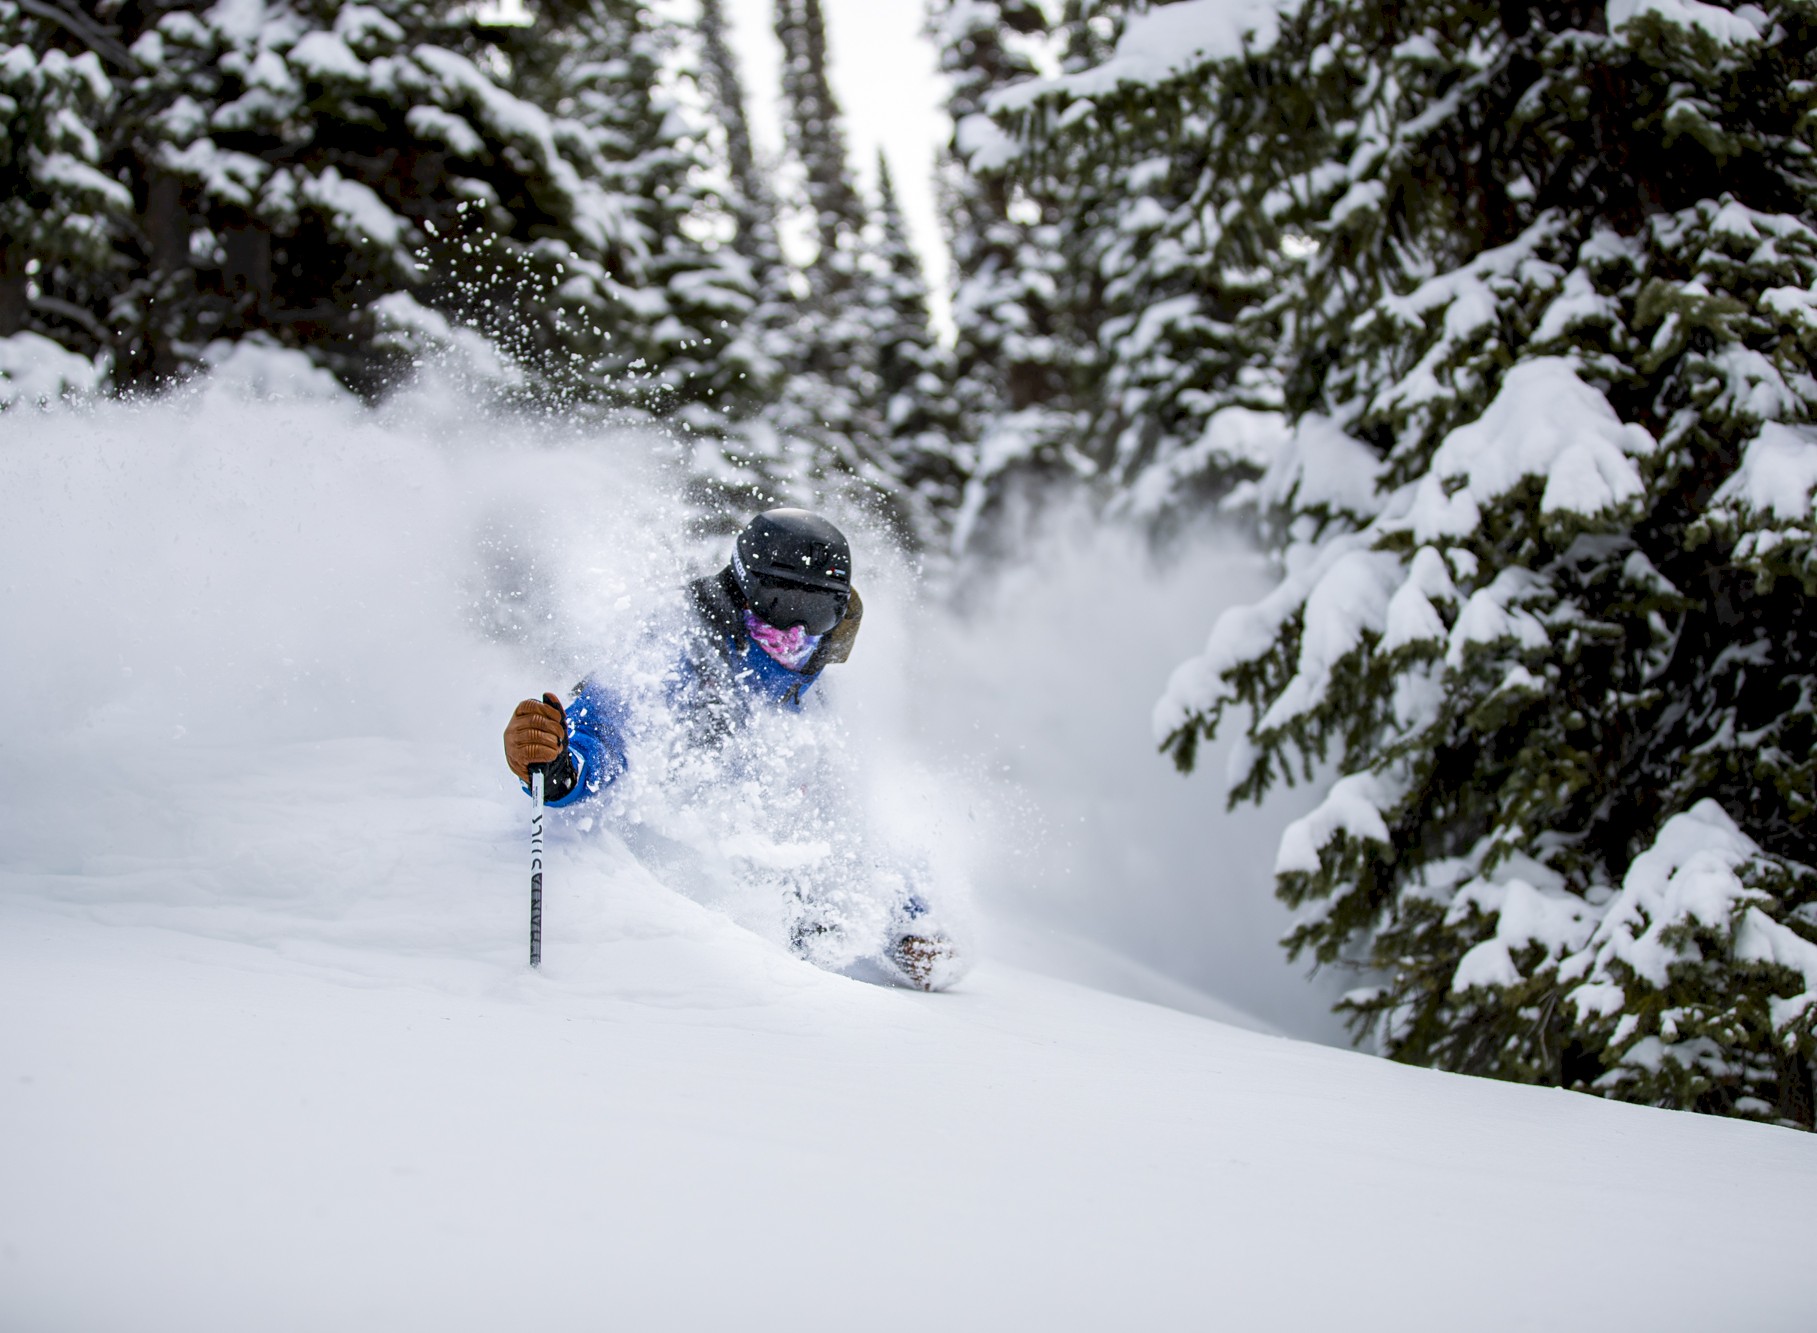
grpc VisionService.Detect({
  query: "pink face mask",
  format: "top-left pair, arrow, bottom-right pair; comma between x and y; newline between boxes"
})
744,610 -> 822,671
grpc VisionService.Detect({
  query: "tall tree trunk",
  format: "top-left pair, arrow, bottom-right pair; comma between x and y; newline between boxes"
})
223,225 -> 272,304
144,174 -> 189,274
0,242 -> 28,337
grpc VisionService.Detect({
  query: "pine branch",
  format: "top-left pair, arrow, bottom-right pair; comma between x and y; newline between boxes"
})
14,0 -> 139,71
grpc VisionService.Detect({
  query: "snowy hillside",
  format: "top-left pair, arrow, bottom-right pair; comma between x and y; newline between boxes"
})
3,362 -> 1815,1331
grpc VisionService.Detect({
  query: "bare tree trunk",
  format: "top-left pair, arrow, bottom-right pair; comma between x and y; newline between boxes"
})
0,243 -> 29,337
145,174 -> 189,274
223,225 -> 271,303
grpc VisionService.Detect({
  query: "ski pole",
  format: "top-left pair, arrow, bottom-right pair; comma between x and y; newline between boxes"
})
528,763 -> 546,969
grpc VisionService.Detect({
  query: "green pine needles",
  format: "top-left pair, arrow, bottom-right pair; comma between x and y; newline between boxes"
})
1015,0 -> 1817,1125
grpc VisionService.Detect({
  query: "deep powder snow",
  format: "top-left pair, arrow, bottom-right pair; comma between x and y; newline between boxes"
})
2,355 -> 1813,1331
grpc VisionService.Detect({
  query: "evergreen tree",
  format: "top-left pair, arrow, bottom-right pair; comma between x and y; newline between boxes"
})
975,0 -> 1296,534
4,0 -> 753,418
769,0 -> 896,512
775,0 -> 865,282
696,0 -> 782,288
870,149 -> 962,512
0,1 -> 135,364
1139,0 -> 1817,1125
93,1 -> 593,389
690,0 -> 808,514
930,0 -> 1091,552
512,0 -> 758,427
1055,0 -> 1123,75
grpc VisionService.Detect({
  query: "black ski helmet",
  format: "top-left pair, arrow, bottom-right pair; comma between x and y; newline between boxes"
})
731,508 -> 852,635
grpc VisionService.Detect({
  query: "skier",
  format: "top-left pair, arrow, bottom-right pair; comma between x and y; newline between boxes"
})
500,508 -> 960,990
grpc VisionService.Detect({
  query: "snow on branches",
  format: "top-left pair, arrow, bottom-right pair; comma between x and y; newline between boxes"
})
1142,0 -> 1817,1124
4,0 -> 764,424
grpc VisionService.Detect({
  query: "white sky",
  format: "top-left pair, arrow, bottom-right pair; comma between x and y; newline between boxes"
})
722,0 -> 954,328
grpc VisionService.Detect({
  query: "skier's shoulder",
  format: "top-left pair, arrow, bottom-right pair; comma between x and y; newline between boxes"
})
686,566 -> 744,648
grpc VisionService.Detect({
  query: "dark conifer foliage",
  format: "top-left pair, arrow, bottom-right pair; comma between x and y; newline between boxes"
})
1071,0 -> 1817,1126
765,0 -> 900,516
871,149 -> 962,512
977,0 -> 1295,535
935,0 -> 1817,1125
505,0 -> 757,424
927,0 -> 1081,547
774,0 -> 865,281
0,1 -> 132,359
1055,0 -> 1122,75
0,0 -> 960,541
2,0 -> 757,421
696,0 -> 783,291
685,0 -> 797,513
94,0 -> 584,391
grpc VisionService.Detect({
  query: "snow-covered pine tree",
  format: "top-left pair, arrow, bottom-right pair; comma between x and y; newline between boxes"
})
983,0 -> 1296,535
50,0 -> 741,411
1055,0 -> 1123,75
0,0 -> 134,371
93,0 -> 602,388
696,0 -> 783,291
767,0 -> 899,515
512,0 -> 757,426
869,149 -> 962,514
928,0 -> 1078,551
1150,0 -> 1817,1126
687,0 -> 809,514
774,0 -> 864,286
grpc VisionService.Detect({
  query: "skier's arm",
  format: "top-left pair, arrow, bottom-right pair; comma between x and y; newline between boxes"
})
501,679 -> 629,808
551,675 -> 629,807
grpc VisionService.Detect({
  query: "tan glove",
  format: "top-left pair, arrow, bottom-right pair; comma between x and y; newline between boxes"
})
503,691 -> 567,783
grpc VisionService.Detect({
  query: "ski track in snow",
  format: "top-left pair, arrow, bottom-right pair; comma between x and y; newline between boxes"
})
3,363 -> 1815,1330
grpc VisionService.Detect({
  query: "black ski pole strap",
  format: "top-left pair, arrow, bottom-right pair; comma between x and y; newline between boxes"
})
539,744 -> 580,803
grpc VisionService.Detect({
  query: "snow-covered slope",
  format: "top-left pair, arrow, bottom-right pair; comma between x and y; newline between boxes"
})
3,359 -> 1814,1331
10,894 -> 1817,1333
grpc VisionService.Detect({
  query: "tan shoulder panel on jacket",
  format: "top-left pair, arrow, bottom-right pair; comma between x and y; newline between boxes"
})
818,586 -> 863,667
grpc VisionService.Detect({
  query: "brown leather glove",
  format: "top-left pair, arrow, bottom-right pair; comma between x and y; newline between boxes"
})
503,691 -> 567,783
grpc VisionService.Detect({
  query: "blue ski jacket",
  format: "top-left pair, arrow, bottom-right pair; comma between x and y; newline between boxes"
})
535,569 -> 862,810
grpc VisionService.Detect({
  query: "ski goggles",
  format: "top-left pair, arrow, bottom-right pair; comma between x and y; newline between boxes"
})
746,576 -> 848,635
